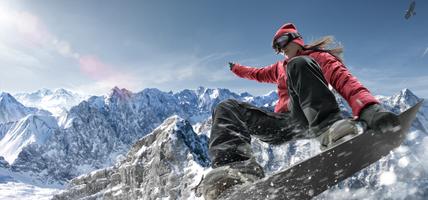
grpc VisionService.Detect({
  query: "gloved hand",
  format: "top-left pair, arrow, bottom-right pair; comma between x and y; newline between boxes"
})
359,104 -> 400,133
228,62 -> 235,71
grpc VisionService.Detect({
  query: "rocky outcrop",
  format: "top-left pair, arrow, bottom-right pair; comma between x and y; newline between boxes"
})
52,116 -> 209,200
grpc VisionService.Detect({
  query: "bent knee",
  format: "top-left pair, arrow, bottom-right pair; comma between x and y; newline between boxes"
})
287,56 -> 320,75
215,99 -> 240,111
287,56 -> 312,70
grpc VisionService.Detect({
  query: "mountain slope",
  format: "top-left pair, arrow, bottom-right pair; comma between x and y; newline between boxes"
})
0,92 -> 50,124
0,114 -> 58,164
52,116 -> 209,200
14,88 -> 87,117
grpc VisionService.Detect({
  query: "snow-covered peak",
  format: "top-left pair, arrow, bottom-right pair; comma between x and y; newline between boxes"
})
36,88 -> 53,96
0,92 -> 19,105
393,88 -> 420,105
53,115 -> 209,200
0,93 -> 35,123
376,88 -> 422,114
262,90 -> 278,98
46,89 -> 76,102
194,87 -> 241,111
0,114 -> 58,164
104,87 -> 135,107
53,88 -> 72,96
14,88 -> 87,117
195,86 -> 206,94
14,89 -> 53,102
32,88 -> 53,97
195,87 -> 233,98
106,87 -> 133,103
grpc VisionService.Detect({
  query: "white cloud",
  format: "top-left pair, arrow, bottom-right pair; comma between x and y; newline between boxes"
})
0,42 -> 42,68
423,47 -> 428,57
133,51 -> 235,83
0,4 -> 73,60
349,65 -> 428,98
0,3 -> 140,94
51,38 -> 79,59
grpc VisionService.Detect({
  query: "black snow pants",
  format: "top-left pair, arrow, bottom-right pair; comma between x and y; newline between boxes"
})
209,56 -> 342,167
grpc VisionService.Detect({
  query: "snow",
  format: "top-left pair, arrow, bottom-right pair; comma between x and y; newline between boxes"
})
135,145 -> 148,157
417,136 -> 428,168
104,183 -> 124,197
379,170 -> 397,186
0,93 -> 49,124
0,114 -> 58,164
14,88 -> 88,118
398,157 -> 409,168
0,162 -> 64,200
0,182 -> 61,200
76,164 -> 97,175
407,130 -> 420,141
209,89 -> 219,99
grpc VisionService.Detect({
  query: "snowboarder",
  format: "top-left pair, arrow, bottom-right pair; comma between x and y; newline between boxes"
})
200,23 -> 400,200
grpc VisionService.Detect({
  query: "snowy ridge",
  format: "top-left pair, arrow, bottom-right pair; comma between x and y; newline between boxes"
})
0,92 -> 50,124
378,89 -> 428,133
0,114 -> 58,164
0,122 -> 14,140
14,88 -> 88,117
52,115 -> 209,200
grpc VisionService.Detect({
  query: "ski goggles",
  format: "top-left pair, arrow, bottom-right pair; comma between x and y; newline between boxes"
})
273,32 -> 301,53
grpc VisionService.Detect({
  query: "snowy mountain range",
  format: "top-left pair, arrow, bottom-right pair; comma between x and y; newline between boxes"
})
0,87 -> 275,185
0,87 -> 427,200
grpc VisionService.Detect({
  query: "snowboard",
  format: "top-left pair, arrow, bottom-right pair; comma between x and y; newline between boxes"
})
218,100 -> 424,200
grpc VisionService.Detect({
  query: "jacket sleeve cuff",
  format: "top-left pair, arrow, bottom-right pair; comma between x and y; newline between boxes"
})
350,93 -> 380,119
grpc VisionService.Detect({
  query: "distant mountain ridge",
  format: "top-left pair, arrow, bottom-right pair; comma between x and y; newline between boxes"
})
0,92 -> 50,124
14,88 -> 88,117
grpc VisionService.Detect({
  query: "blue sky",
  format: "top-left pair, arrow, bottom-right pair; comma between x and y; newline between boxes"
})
0,0 -> 427,98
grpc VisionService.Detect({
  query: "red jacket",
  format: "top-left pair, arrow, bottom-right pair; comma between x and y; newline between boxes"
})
231,50 -> 379,118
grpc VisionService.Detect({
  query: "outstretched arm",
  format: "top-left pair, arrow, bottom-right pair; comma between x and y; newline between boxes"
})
230,62 -> 280,84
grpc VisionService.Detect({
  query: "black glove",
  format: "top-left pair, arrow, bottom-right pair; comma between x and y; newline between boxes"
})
228,62 -> 235,71
359,104 -> 400,133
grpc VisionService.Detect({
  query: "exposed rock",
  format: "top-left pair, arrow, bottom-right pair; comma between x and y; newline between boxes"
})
52,116 -> 209,200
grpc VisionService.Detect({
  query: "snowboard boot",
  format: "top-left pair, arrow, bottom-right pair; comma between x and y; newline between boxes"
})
316,118 -> 359,150
199,158 -> 265,200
